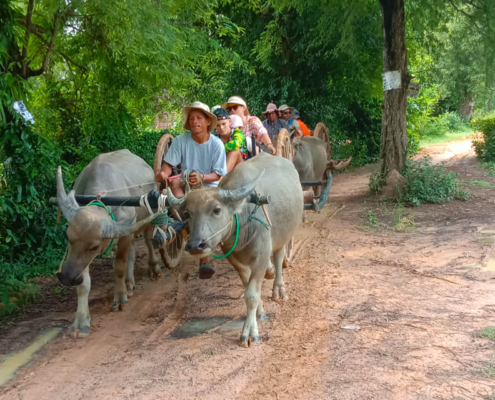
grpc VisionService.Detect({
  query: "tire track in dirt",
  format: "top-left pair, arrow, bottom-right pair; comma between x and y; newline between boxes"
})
2,139 -> 495,399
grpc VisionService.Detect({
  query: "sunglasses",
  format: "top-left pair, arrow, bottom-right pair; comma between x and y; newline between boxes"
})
281,110 -> 291,114
227,105 -> 241,112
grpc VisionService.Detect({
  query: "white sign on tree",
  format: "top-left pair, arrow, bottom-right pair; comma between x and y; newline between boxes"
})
13,101 -> 35,124
382,71 -> 401,91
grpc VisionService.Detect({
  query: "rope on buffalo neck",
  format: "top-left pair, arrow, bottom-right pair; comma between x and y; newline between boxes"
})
140,193 -> 176,245
209,215 -> 239,260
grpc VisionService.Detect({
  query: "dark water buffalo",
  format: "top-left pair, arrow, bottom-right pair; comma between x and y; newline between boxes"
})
56,150 -> 159,337
168,152 -> 303,346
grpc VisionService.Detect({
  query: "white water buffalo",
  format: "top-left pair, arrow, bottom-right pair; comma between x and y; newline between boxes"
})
56,150 -> 160,337
167,152 -> 303,347
292,136 -> 351,221
292,136 -> 352,186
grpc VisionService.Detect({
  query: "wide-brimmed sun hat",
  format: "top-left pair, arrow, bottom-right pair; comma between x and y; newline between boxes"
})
182,101 -> 217,133
279,104 -> 294,112
221,96 -> 247,110
262,102 -> 279,116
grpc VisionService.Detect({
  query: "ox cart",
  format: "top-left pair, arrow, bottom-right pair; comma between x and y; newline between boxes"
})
52,123 -> 337,268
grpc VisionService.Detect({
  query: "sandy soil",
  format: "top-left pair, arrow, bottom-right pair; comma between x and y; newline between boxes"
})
1,137 -> 495,400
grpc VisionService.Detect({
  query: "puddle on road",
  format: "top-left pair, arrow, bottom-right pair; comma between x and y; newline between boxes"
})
0,327 -> 61,387
169,313 -> 274,339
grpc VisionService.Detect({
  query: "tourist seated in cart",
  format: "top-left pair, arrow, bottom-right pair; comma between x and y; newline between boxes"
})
155,101 -> 227,279
222,95 -> 276,155
279,105 -> 310,138
213,108 -> 247,172
261,103 -> 289,140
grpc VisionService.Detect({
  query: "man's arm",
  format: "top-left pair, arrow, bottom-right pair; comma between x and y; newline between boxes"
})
156,162 -> 173,183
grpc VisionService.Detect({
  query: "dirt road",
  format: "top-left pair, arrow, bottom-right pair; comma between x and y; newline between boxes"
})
1,137 -> 495,399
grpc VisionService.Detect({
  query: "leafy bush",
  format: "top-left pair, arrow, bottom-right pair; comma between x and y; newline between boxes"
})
368,171 -> 385,194
472,115 -> 495,162
397,158 -> 468,205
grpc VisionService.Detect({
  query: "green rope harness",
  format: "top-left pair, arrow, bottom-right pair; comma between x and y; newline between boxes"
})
151,212 -> 174,227
87,201 -> 115,254
248,204 -> 270,230
211,214 -> 239,260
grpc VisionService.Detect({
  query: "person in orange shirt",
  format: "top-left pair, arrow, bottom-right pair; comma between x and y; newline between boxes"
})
292,109 -> 311,137
279,105 -> 311,137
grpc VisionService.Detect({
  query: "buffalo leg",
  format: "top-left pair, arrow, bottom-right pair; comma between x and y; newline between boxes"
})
144,225 -> 161,279
272,247 -> 288,301
112,235 -> 132,311
230,256 -> 265,318
72,267 -> 91,337
240,267 -> 265,347
126,240 -> 136,296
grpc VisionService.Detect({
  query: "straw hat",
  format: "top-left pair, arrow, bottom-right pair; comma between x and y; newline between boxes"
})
221,96 -> 247,109
182,101 -> 217,133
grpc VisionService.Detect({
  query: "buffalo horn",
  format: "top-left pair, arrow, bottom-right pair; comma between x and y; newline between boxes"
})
57,166 -> 80,222
327,157 -> 352,171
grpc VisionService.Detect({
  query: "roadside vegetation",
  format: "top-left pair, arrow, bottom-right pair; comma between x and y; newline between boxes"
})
1,0 -> 495,315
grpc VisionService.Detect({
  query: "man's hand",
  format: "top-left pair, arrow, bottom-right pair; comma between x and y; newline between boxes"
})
189,172 -> 203,186
267,143 -> 276,155
155,170 -> 167,183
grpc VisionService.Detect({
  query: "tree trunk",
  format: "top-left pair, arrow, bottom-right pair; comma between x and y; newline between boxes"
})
488,89 -> 494,112
459,92 -> 474,120
379,0 -> 409,176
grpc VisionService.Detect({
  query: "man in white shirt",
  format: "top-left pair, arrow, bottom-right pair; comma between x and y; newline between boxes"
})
156,101 -> 227,278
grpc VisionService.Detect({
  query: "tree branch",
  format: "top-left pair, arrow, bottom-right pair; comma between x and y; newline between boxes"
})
22,0 -> 35,76
41,13 -> 60,72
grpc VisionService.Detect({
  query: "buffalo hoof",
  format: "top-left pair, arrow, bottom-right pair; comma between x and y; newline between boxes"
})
272,285 -> 288,301
112,301 -> 129,312
239,336 -> 259,347
148,269 -> 162,281
70,325 -> 90,338
78,326 -> 90,338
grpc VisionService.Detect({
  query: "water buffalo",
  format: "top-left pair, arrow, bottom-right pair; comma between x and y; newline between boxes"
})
167,152 -> 303,346
292,136 -> 352,186
292,136 -> 351,221
56,150 -> 160,337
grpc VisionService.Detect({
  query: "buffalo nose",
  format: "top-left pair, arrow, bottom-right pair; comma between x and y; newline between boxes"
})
186,239 -> 207,253
56,272 -> 83,287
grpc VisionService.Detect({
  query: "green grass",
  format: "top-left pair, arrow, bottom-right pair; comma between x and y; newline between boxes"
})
478,356 -> 495,378
418,127 -> 474,147
480,162 -> 495,177
469,180 -> 495,188
479,327 -> 495,340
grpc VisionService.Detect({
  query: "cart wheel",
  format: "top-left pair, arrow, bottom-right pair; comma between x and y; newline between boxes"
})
159,226 -> 185,269
275,129 -> 294,161
153,133 -> 175,177
312,122 -> 332,159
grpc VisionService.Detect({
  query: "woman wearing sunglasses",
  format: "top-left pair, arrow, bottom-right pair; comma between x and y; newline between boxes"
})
222,96 -> 276,155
